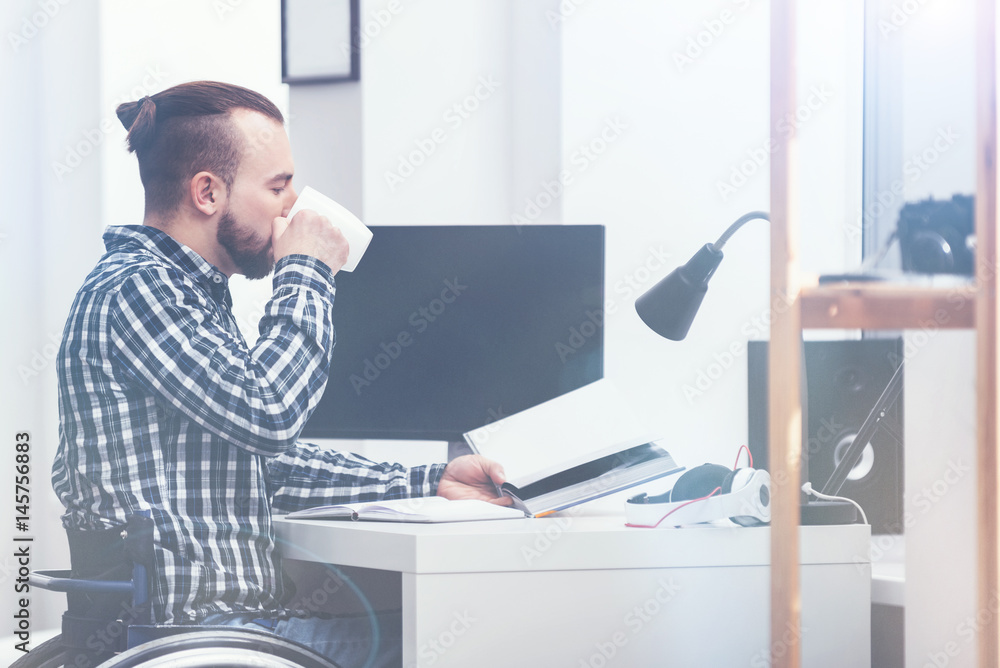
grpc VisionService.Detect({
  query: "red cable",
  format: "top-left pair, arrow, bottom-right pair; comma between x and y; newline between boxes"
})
627,445 -> 753,529
733,444 -> 753,470
625,486 -> 723,529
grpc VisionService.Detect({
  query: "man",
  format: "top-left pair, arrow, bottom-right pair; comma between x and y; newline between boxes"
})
52,81 -> 507,667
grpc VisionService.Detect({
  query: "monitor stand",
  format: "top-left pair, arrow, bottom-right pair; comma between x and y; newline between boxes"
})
447,440 -> 474,461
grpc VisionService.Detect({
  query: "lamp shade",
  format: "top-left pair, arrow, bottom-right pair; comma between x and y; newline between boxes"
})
635,243 -> 724,341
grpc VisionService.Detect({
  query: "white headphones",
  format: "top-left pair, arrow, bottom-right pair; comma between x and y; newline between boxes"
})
625,463 -> 771,528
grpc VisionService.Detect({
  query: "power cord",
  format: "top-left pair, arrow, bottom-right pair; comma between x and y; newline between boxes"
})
801,482 -> 869,526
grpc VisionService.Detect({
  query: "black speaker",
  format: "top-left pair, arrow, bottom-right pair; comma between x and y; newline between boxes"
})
748,338 -> 904,535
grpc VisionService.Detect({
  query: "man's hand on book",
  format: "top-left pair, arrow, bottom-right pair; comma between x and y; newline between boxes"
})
437,455 -> 513,506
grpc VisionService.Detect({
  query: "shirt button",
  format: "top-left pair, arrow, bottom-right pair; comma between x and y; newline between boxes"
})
212,274 -> 224,284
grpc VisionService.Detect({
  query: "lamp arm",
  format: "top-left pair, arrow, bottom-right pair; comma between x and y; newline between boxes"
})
711,211 -> 770,251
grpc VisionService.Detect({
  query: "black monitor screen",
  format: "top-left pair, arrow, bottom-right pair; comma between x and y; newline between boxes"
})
300,225 -> 605,441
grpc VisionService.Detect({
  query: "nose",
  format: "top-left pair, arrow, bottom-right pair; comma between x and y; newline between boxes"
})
282,185 -> 298,218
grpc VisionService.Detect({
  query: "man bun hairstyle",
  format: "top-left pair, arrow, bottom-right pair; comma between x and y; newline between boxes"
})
115,81 -> 284,214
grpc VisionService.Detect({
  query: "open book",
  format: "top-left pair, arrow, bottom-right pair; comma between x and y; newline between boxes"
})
284,496 -> 526,523
464,379 -> 685,517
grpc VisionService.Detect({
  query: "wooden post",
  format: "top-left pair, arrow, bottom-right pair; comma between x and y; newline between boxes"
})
977,0 -> 1000,665
770,1 -> 802,666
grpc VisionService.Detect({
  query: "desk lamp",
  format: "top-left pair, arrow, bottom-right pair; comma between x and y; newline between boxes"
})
635,211 -> 861,526
635,211 -> 770,339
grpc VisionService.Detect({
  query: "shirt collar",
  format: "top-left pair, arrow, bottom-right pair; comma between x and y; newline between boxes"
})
103,225 -> 232,302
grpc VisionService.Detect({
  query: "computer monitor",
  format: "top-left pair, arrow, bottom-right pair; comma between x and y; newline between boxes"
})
300,224 -> 606,442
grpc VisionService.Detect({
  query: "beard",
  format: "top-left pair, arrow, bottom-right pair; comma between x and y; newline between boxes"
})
217,207 -> 274,280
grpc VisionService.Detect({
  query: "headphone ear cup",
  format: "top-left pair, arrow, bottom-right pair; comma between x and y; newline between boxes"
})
724,467 -> 756,494
729,469 -> 771,527
721,469 -> 739,494
670,464 -> 731,501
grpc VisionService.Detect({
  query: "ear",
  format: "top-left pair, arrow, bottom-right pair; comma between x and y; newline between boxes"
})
189,171 -> 225,216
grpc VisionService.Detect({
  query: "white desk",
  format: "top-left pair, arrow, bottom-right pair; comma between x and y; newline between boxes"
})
275,511 -> 871,667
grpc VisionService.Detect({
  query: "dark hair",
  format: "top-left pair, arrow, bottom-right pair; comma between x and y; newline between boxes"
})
115,81 -> 284,213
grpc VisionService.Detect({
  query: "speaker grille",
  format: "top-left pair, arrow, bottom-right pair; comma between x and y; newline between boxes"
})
748,339 -> 904,535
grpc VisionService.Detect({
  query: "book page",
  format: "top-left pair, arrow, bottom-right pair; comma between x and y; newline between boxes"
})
509,448 -> 684,517
503,440 -> 678,494
463,378 -> 652,486
501,434 -> 662,489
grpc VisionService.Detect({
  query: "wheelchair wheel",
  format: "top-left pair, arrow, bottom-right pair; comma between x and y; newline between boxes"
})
97,628 -> 340,668
8,635 -> 67,668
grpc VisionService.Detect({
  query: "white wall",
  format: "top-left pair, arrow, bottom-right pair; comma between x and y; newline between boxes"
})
304,0 -> 863,470
863,0 -> 977,265
903,330 -> 977,668
1,1 -> 290,657
2,0 -> 105,655
898,0 -> 976,202
359,1 -> 511,225
558,1 -> 863,469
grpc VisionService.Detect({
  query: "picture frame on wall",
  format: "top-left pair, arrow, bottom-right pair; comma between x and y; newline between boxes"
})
281,0 -> 360,84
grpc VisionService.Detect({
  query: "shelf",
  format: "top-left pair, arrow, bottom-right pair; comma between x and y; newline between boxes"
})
800,283 -> 977,330
769,1 -> 997,665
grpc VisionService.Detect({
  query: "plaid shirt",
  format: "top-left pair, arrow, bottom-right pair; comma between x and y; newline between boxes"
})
52,225 -> 445,623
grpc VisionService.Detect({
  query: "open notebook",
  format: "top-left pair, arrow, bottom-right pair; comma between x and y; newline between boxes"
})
285,496 -> 526,523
